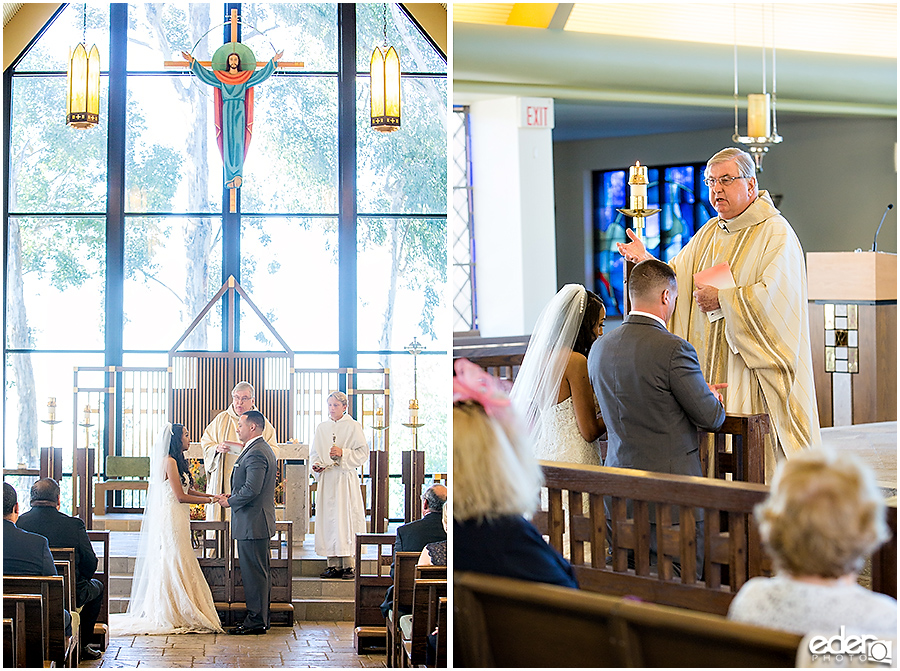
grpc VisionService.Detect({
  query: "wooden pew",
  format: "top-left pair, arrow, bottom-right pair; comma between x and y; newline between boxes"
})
353,533 -> 395,653
3,594 -> 44,668
536,461 -> 772,615
699,413 -> 769,484
454,571 -> 802,668
434,596 -> 447,668
3,575 -> 77,667
386,552 -> 420,668
49,549 -> 76,613
401,577 -> 447,667
86,530 -> 110,650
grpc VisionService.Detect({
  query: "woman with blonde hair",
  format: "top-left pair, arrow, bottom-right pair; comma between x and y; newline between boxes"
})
453,358 -> 577,587
728,448 -> 896,636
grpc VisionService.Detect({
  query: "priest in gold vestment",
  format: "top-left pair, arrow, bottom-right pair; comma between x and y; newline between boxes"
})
619,148 -> 820,478
201,381 -> 278,522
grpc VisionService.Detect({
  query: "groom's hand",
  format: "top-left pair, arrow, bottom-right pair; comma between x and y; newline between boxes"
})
217,494 -> 231,508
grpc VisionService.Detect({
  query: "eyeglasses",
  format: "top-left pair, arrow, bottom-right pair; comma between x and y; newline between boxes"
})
703,175 -> 748,187
232,395 -> 252,402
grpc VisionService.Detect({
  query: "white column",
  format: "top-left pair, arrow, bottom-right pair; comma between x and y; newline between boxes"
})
470,97 -> 558,337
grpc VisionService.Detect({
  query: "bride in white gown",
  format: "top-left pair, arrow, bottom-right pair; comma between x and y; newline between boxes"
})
113,423 -> 223,635
511,284 -> 606,465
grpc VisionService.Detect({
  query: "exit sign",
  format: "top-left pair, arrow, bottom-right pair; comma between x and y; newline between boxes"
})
518,97 -> 554,129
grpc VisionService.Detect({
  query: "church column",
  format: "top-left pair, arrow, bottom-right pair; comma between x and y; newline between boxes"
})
337,4 -> 358,373
469,96 -> 557,336
105,3 -> 128,457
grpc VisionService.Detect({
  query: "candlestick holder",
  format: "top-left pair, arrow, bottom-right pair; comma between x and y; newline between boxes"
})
41,418 -> 63,448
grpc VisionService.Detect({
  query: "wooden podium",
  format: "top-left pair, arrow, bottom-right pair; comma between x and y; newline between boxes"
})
807,252 -> 896,427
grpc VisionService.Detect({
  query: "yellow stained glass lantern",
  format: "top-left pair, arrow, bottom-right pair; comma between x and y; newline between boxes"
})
370,45 -> 400,132
67,42 -> 101,128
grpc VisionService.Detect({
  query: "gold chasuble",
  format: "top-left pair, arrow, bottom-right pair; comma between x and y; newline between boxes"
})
669,191 -> 820,478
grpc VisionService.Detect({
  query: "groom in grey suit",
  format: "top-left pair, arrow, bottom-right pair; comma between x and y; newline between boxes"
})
217,409 -> 276,634
588,259 -> 726,572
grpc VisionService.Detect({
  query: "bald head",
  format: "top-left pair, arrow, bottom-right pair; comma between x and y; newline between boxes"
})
422,484 -> 447,514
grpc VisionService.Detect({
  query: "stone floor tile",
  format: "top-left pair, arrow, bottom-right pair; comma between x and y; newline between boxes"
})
99,660 -> 140,668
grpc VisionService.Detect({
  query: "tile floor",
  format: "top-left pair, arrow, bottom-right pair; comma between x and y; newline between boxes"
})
81,622 -> 386,668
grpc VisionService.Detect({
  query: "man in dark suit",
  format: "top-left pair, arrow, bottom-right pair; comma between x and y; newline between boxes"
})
17,478 -> 104,660
3,482 -> 72,638
217,409 -> 276,635
589,259 -> 726,571
379,484 -> 447,617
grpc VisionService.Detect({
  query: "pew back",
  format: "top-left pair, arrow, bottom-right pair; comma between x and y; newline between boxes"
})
3,594 -> 43,668
3,575 -> 75,666
404,578 -> 447,667
388,552 -> 421,667
455,571 -> 802,668
536,462 -> 772,615
353,533 -> 395,653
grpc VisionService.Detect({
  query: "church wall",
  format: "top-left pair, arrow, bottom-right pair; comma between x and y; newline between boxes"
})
552,116 -> 897,289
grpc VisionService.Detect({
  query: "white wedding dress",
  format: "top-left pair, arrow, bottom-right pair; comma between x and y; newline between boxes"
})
113,425 -> 222,635
535,396 -> 601,466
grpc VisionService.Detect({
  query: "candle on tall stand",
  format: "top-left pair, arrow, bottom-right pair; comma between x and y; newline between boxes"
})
617,160 -> 661,313
79,403 -> 94,449
373,405 -> 386,451
41,397 -> 62,448
402,337 -> 425,451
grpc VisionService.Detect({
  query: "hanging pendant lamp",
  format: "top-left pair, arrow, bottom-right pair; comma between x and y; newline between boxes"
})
370,4 -> 400,132
66,4 -> 101,129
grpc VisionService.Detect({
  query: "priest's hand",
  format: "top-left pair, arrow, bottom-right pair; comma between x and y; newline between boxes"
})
330,446 -> 343,459
312,463 -> 325,474
693,284 -> 720,312
616,228 -> 653,264
708,382 -> 727,405
215,443 -> 229,454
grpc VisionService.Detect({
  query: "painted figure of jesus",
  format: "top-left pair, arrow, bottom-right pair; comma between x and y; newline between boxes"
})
181,46 -> 283,189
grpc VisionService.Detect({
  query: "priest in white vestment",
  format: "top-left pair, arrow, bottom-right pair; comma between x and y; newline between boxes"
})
619,147 -> 820,479
200,381 -> 278,522
312,391 -> 369,579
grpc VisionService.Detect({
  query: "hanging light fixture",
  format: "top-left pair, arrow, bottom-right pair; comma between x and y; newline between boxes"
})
732,4 -> 781,171
66,4 -> 101,129
370,3 -> 401,133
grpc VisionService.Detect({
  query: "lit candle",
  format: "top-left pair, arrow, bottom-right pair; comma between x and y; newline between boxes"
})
375,407 -> 384,429
408,399 -> 419,425
47,397 -> 56,421
628,161 -> 648,211
84,404 -> 91,425
747,93 -> 771,139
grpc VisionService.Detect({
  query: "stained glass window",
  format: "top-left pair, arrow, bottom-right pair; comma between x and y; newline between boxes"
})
592,162 -> 716,316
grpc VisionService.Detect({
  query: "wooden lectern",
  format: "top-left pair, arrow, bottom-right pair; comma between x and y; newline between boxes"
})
807,252 -> 897,427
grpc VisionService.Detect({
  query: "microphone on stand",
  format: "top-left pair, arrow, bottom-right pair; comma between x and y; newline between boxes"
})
872,203 -> 893,252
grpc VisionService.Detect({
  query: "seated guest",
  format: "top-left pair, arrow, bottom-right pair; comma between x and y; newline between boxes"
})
453,358 -> 577,588
418,500 -> 449,567
3,482 -> 72,637
728,448 -> 896,637
380,483 -> 447,617
18,478 -> 104,661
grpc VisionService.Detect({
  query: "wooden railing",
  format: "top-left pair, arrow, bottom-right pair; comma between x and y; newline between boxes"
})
536,462 -> 772,615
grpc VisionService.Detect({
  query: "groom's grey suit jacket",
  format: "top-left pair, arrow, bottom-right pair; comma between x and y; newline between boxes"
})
229,436 -> 277,541
588,314 -> 725,476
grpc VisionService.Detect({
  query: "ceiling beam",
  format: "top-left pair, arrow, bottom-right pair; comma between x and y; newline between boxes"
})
4,3 -> 62,72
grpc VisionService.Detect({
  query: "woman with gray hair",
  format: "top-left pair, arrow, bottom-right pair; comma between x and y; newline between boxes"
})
453,359 -> 577,587
728,448 -> 896,636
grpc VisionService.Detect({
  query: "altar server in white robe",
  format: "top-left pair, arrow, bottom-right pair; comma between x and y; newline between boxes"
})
312,391 -> 369,579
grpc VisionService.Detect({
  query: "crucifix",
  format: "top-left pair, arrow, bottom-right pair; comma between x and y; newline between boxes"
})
165,8 -> 304,212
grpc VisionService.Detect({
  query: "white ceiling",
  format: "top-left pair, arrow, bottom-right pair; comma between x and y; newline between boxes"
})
453,3 -> 897,141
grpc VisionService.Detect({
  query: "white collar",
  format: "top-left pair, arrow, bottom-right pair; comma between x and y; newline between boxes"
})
629,310 -> 668,330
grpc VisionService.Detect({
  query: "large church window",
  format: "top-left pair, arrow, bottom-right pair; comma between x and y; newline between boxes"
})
4,2 -> 448,510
